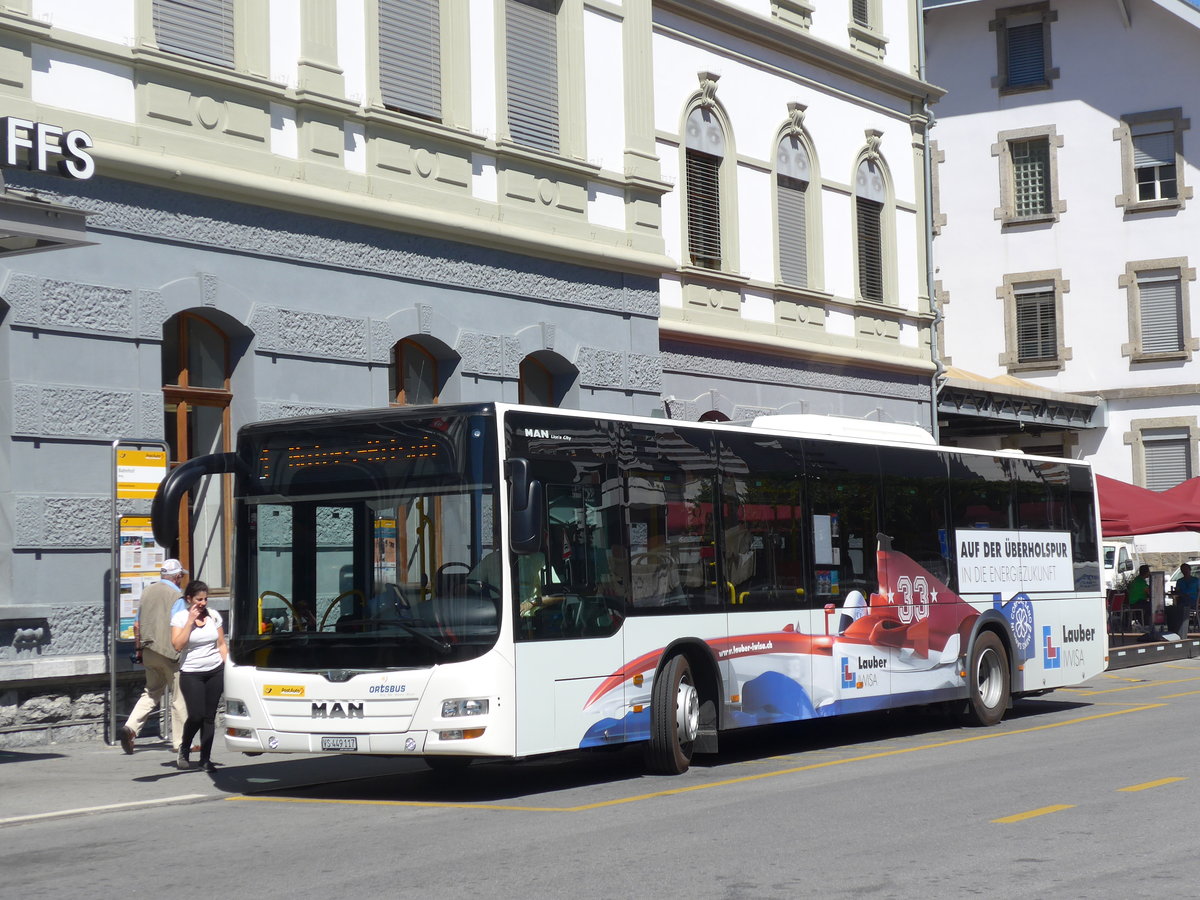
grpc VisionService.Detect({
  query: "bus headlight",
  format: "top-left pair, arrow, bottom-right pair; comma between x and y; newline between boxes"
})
226,727 -> 253,738
225,699 -> 248,717
441,698 -> 488,717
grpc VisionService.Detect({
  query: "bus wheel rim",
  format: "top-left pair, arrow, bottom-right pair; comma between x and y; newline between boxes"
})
677,679 -> 699,743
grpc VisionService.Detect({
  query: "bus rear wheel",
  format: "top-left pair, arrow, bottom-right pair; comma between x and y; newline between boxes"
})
646,654 -> 699,775
965,631 -> 1009,727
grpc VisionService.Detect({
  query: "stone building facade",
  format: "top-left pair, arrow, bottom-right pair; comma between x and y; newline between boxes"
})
0,0 -> 937,745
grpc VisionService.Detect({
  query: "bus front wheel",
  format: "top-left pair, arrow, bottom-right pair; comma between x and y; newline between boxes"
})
646,654 -> 699,775
965,631 -> 1010,727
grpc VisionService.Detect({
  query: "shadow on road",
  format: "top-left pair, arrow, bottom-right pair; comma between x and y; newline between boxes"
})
201,693 -> 1092,805
0,750 -> 66,765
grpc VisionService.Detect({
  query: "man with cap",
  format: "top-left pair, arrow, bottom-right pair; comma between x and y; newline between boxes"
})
118,559 -> 189,754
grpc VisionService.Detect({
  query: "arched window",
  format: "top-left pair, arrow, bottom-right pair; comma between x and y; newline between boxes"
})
519,352 -> 576,407
699,410 -> 730,422
162,312 -> 232,588
684,106 -> 726,270
390,337 -> 439,405
854,157 -> 888,303
777,135 -> 812,288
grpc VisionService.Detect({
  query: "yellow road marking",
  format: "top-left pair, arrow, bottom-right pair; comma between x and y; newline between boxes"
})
228,703 -> 1165,813
993,804 -> 1075,824
1068,676 -> 1200,696
1158,689 -> 1200,699
1118,777 -> 1186,792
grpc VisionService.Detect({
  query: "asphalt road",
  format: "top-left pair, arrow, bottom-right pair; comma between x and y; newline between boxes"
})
6,659 -> 1199,899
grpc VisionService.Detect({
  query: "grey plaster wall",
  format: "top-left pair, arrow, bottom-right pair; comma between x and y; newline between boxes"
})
0,172 -> 665,686
660,341 -> 933,428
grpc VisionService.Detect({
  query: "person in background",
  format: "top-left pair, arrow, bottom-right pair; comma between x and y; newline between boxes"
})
171,580 -> 227,773
118,559 -> 188,755
1173,563 -> 1199,636
1126,564 -> 1152,631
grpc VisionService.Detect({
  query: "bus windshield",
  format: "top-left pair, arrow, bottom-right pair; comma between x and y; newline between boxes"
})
231,411 -> 500,671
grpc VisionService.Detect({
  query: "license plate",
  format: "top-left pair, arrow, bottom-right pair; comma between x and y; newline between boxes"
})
321,736 -> 358,751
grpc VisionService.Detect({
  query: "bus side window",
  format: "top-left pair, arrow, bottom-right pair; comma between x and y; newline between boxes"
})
804,440 -> 879,604
718,435 -> 809,610
879,447 -> 952,589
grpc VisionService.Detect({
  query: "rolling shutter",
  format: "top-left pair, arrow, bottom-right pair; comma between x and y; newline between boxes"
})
1138,272 -> 1183,353
1145,436 -> 1191,492
686,150 -> 722,269
379,0 -> 441,120
1015,289 -> 1056,362
1133,130 -> 1174,168
1005,22 -> 1044,87
777,137 -> 810,288
857,198 -> 883,302
506,0 -> 559,153
777,177 -> 808,288
153,0 -> 234,69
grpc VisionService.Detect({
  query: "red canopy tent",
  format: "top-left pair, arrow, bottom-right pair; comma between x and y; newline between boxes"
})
1163,476 -> 1200,510
1096,474 -> 1200,537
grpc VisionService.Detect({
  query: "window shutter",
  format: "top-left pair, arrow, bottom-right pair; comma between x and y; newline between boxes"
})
686,149 -> 722,269
1145,437 -> 1191,492
379,0 -> 441,120
1012,138 -> 1051,217
857,197 -> 883,302
777,137 -> 810,287
778,176 -> 808,288
852,0 -> 870,27
1133,130 -> 1174,168
506,0 -> 559,154
153,0 -> 234,69
1015,289 -> 1056,361
1006,22 -> 1044,87
1138,273 -> 1184,353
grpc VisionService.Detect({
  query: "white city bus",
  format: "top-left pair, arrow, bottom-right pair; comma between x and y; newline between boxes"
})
152,403 -> 1107,774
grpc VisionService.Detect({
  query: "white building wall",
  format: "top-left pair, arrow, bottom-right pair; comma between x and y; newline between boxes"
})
269,0 -> 302,88
583,7 -> 625,172
337,0 -> 369,106
32,0 -> 135,45
928,0 -> 1200,558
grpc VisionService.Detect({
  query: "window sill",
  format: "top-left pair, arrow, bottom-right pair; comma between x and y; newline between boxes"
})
1130,349 -> 1191,364
848,23 -> 888,59
999,212 -> 1060,227
678,265 -> 751,286
998,78 -> 1055,96
1006,358 -> 1065,374
1119,197 -> 1185,215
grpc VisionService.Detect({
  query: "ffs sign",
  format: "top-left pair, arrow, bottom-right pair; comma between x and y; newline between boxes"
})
2,117 -> 94,179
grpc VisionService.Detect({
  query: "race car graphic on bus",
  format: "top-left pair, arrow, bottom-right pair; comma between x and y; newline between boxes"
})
579,535 -> 1020,748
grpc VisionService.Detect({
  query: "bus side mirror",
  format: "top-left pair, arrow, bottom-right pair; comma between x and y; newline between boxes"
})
151,452 -> 243,550
507,458 -> 544,555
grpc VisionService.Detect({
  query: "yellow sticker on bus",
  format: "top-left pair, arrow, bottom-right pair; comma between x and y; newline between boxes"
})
263,685 -> 305,698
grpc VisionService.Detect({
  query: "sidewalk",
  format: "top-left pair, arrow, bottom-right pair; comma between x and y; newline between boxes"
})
0,737 -> 416,826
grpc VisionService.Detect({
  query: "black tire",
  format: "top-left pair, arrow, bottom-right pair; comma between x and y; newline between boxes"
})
965,631 -> 1010,727
645,654 -> 699,775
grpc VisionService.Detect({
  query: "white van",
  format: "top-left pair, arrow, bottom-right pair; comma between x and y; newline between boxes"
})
1103,541 -> 1136,591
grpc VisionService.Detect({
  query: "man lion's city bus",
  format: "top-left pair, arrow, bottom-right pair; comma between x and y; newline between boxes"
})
152,403 -> 1107,775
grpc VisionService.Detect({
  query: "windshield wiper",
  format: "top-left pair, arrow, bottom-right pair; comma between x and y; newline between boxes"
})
350,618 -> 453,656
